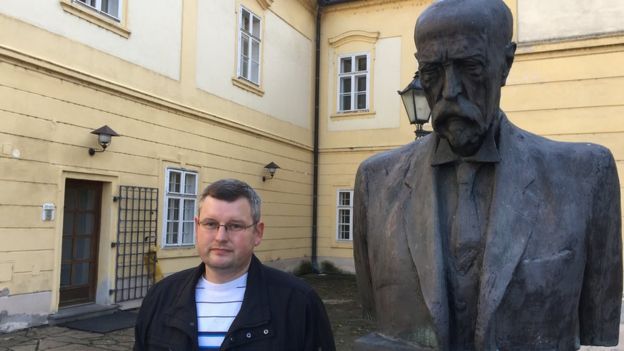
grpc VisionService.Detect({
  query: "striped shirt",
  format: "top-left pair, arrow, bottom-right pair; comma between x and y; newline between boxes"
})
195,273 -> 247,350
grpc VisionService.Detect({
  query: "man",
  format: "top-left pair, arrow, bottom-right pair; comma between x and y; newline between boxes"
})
135,179 -> 335,350
353,0 -> 622,350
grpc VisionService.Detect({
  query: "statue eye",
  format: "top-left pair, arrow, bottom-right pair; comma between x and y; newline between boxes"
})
460,60 -> 483,76
419,65 -> 441,85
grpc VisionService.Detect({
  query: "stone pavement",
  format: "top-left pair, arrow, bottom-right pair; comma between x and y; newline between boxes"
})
0,325 -> 134,351
1,324 -> 624,351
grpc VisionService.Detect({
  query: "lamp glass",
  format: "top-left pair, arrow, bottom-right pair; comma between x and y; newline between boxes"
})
99,133 -> 112,147
413,91 -> 431,124
400,90 -> 417,124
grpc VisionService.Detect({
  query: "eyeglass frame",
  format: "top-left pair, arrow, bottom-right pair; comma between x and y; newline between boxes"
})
196,219 -> 258,233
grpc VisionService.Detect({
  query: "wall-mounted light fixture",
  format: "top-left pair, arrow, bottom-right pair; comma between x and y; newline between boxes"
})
398,71 -> 431,139
88,125 -> 119,156
262,162 -> 280,182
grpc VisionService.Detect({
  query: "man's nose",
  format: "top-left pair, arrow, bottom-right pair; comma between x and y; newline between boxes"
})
442,64 -> 462,100
214,225 -> 228,241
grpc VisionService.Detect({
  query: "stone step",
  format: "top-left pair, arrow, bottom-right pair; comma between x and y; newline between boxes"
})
48,303 -> 118,325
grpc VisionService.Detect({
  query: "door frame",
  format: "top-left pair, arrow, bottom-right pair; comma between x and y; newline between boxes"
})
53,171 -> 118,312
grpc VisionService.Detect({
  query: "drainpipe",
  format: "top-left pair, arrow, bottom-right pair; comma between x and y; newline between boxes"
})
312,0 -> 355,273
311,3 -> 322,273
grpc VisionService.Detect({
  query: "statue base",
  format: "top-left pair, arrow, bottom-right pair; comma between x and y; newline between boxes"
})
353,332 -> 432,351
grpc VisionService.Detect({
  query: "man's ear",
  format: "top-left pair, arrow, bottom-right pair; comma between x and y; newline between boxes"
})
254,221 -> 264,247
501,42 -> 517,86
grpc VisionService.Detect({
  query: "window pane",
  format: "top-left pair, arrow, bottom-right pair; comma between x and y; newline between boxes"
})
340,77 -> 351,94
341,95 -> 351,111
357,93 -> 367,110
252,16 -> 261,38
73,263 -> 89,285
183,199 -> 195,221
182,222 -> 194,244
78,189 -> 97,211
102,0 -> 119,17
166,222 -> 178,244
251,61 -> 259,84
251,41 -> 260,83
357,55 -> 367,71
75,238 -> 91,259
357,76 -> 367,92
168,171 -> 181,193
167,198 -> 180,221
340,57 -> 352,73
184,173 -> 196,194
241,35 -> 250,57
241,57 -> 249,79
251,40 -> 260,62
339,192 -> 351,206
77,213 -> 95,235
242,9 -> 250,32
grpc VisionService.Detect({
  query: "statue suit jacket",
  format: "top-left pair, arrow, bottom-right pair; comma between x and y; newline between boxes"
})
353,115 -> 622,351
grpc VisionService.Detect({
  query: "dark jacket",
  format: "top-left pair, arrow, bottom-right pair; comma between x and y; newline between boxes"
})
134,255 -> 336,351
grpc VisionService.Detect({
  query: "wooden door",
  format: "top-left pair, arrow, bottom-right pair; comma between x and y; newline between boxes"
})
60,179 -> 102,307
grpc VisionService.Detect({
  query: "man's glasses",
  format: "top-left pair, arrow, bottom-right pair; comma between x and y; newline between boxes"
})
198,220 -> 256,233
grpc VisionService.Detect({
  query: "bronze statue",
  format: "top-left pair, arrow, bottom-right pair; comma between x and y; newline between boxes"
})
353,0 -> 622,350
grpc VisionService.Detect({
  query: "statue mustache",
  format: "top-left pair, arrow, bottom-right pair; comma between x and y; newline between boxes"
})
431,98 -> 482,131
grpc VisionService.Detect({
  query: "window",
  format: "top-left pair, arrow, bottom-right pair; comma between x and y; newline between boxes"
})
163,169 -> 197,247
336,190 -> 354,241
238,7 -> 261,85
338,54 -> 369,112
74,0 -> 121,21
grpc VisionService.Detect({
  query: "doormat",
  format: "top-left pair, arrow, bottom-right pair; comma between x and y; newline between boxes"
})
60,310 -> 138,333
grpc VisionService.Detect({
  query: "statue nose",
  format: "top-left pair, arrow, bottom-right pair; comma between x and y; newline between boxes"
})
442,64 -> 462,100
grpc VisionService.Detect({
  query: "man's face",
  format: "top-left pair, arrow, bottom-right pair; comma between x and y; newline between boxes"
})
416,22 -> 506,156
195,196 -> 263,283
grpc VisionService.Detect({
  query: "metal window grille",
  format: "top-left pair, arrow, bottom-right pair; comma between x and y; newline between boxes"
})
114,186 -> 158,303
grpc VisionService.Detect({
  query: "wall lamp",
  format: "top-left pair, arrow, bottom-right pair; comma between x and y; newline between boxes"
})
398,71 -> 431,139
262,162 -> 280,182
88,125 -> 119,156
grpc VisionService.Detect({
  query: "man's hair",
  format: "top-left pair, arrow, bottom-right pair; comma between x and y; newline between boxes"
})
198,179 -> 262,223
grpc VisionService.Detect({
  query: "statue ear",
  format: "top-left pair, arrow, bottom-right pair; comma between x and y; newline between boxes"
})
501,42 -> 517,86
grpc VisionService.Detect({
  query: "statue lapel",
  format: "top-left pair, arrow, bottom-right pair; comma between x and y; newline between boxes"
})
402,137 -> 450,348
475,118 -> 539,350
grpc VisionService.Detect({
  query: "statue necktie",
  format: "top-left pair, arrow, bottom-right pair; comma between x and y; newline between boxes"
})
451,162 -> 481,274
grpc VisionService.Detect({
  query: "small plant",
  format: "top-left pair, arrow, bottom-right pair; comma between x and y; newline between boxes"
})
292,260 -> 315,276
320,260 -> 345,275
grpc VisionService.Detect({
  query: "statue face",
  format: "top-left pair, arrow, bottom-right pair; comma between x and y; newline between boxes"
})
416,16 -> 508,156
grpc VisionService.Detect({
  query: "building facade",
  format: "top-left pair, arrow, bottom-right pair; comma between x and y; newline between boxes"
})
0,0 -> 622,332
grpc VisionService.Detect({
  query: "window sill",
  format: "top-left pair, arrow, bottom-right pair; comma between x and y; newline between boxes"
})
331,110 -> 376,120
60,0 -> 130,38
232,77 -> 265,97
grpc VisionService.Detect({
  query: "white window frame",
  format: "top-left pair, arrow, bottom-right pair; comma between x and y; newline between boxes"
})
237,6 -> 262,85
73,0 -> 122,21
163,169 -> 198,247
337,53 -> 370,113
336,189 -> 354,241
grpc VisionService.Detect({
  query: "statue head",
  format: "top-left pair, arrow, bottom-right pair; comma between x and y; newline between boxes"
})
415,0 -> 516,156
